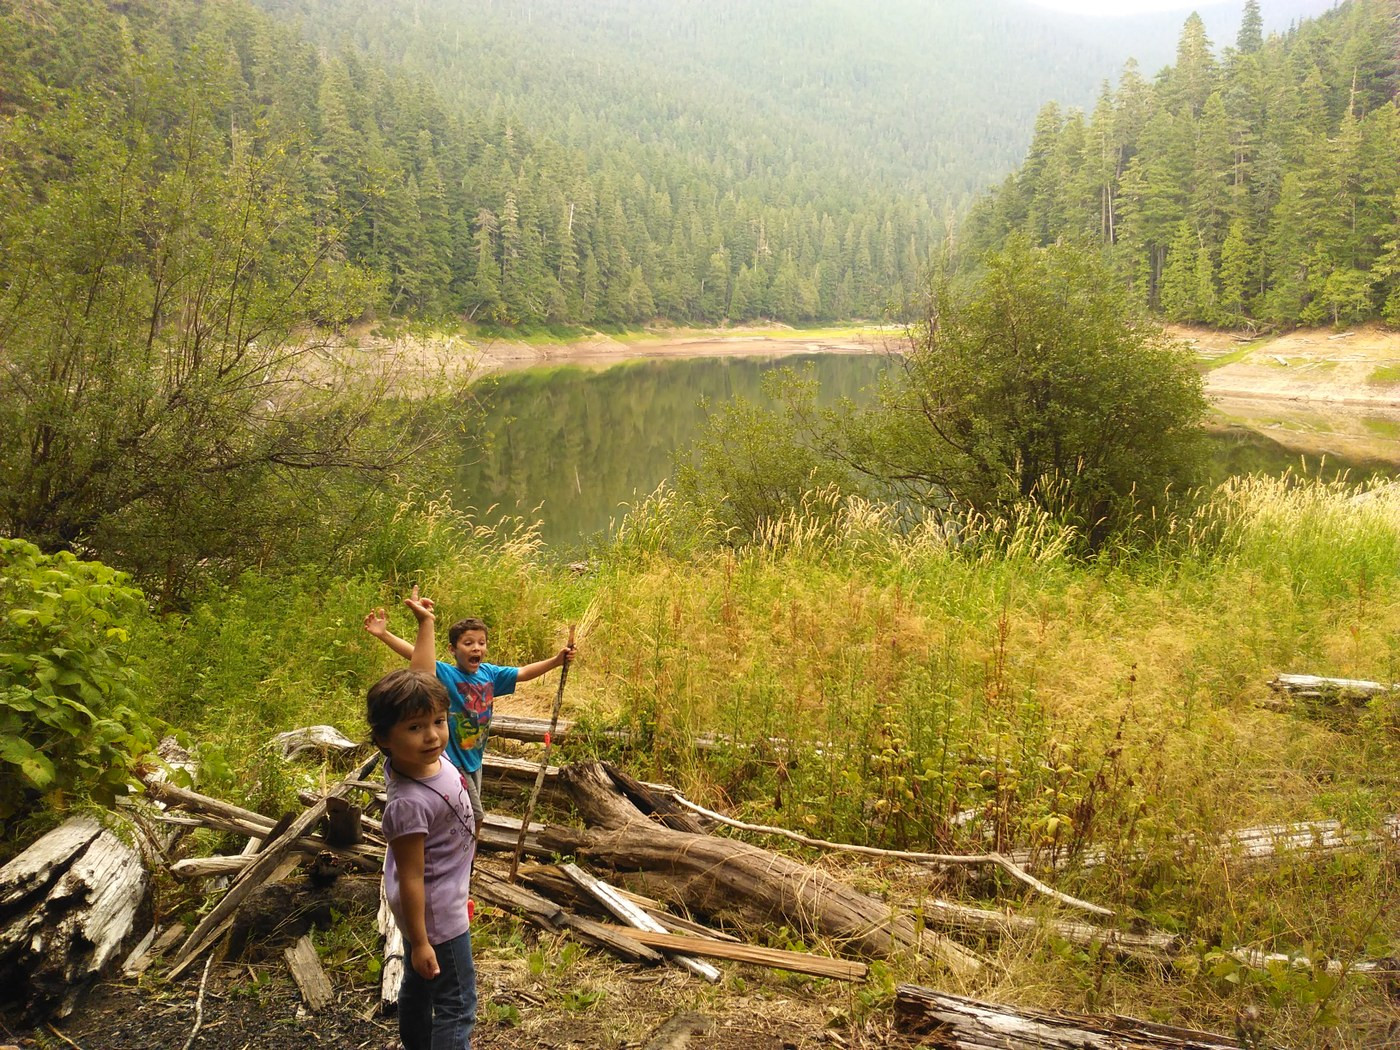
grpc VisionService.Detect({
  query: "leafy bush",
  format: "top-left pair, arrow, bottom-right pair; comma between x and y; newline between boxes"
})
0,539 -> 157,819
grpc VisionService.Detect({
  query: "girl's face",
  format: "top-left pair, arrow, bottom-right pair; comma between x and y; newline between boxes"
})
379,706 -> 448,779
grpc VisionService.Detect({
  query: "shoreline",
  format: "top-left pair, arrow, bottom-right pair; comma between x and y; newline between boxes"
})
349,322 -> 1400,416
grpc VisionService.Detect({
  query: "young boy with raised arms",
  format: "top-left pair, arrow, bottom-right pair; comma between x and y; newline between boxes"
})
364,586 -> 573,826
367,668 -> 477,1049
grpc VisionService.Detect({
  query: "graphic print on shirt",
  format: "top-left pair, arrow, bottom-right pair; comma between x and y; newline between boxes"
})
450,680 -> 495,753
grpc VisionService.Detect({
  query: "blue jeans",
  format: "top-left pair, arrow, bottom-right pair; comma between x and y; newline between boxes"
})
398,931 -> 476,1050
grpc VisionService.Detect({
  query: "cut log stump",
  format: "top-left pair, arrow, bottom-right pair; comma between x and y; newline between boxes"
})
0,816 -> 147,1017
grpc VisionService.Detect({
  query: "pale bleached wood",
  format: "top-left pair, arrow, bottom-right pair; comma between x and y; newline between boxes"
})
560,863 -> 720,983
377,884 -> 405,1012
1270,673 -> 1394,700
590,924 -> 868,982
284,935 -> 335,1011
893,984 -> 1244,1049
0,817 -> 103,910
0,819 -> 148,1016
272,724 -> 359,760
665,793 -> 1112,917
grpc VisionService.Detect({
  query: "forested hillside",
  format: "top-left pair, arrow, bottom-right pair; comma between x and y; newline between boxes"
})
961,0 -> 1400,327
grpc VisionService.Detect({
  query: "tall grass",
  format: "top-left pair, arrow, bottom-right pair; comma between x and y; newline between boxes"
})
134,475 -> 1400,1044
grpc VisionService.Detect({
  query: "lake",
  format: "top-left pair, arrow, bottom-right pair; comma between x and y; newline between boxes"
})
456,354 -> 1400,551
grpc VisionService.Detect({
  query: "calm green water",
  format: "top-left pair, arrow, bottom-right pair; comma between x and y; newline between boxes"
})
455,355 -> 1400,550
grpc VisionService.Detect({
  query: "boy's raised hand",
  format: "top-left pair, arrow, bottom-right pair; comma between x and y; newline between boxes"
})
363,607 -> 390,638
403,583 -> 435,623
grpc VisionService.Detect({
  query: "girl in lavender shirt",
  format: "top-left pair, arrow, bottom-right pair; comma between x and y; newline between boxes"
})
369,669 -> 477,1049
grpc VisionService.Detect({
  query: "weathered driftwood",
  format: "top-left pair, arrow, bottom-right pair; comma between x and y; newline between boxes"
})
560,863 -> 720,982
284,935 -> 335,1011
1011,814 -> 1400,873
0,816 -> 148,1016
665,790 -> 1111,916
592,924 -> 869,981
472,865 -> 663,966
148,780 -> 383,873
1269,673 -> 1394,702
272,724 -> 360,760
168,752 -> 381,975
539,762 -> 985,978
893,984 -> 1247,1049
377,884 -> 405,1013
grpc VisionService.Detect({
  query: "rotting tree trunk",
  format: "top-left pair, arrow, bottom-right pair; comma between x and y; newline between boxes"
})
0,816 -> 147,1018
893,984 -> 1248,1049
540,763 -> 985,978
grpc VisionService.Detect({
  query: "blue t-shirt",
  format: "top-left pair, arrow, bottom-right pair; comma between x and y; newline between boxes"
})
434,660 -> 518,773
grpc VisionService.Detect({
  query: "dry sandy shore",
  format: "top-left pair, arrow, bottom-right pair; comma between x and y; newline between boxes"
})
347,323 -> 1400,460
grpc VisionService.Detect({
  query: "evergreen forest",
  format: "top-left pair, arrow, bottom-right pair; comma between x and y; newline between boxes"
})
7,0 -> 1377,332
962,0 -> 1400,327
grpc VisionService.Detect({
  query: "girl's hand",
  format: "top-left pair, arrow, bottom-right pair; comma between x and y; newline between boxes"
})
410,942 -> 440,980
404,583 -> 436,623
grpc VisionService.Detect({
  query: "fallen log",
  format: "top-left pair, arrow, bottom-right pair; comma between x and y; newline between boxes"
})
1269,673 -> 1393,703
540,762 -> 985,978
892,984 -> 1247,1049
665,790 -> 1111,916
0,816 -> 147,1017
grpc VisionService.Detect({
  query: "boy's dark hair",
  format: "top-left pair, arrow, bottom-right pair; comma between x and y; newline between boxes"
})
366,669 -> 449,745
448,617 -> 489,647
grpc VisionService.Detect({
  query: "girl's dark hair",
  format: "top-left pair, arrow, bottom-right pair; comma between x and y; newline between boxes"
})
366,669 -> 450,745
448,617 -> 489,647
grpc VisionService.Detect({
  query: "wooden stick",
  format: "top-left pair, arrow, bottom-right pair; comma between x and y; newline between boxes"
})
509,625 -> 575,882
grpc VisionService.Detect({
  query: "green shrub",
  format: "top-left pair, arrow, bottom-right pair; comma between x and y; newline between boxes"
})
0,539 -> 157,819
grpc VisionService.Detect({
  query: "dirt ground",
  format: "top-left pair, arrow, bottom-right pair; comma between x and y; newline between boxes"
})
0,934 -> 894,1050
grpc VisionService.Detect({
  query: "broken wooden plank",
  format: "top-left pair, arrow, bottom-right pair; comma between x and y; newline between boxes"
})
284,935 -> 335,1011
561,863 -> 721,982
893,984 -> 1246,1049
473,866 -> 663,965
591,925 -> 868,981
122,924 -> 184,978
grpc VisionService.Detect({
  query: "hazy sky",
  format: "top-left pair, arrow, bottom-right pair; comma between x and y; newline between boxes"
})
1026,0 -> 1235,13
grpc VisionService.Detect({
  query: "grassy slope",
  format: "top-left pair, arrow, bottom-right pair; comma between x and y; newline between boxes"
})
131,476 -> 1400,1045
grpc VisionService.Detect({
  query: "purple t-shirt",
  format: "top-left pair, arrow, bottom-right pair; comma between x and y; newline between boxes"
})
381,758 -> 476,946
